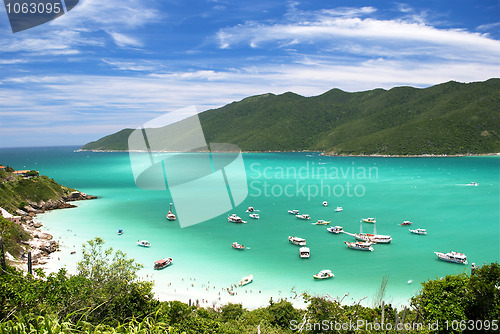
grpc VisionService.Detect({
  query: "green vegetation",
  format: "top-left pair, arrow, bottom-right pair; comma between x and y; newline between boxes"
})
1,238 -> 499,333
0,216 -> 30,258
81,79 -> 500,155
0,168 -> 74,214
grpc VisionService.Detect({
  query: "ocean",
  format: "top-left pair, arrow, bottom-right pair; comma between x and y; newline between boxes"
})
1,146 -> 498,309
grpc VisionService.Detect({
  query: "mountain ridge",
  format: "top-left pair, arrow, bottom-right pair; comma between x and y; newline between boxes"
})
81,78 -> 500,155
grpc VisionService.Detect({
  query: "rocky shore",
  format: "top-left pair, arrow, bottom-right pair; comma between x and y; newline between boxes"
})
13,191 -> 97,268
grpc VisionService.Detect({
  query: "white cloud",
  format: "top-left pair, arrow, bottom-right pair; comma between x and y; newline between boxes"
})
108,32 -> 143,48
216,6 -> 500,65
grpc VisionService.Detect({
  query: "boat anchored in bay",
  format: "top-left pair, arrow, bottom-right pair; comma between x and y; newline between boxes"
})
435,251 -> 467,264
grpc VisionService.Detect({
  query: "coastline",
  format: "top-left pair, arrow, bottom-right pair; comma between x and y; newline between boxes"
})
76,148 -> 500,158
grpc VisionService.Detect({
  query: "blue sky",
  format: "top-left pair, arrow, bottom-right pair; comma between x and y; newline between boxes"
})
0,0 -> 499,147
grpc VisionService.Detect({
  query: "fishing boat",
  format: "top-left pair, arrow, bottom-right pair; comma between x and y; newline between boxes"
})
232,242 -> 245,249
312,220 -> 330,225
299,247 -> 310,258
322,201 -> 328,207
137,240 -> 151,247
434,251 -> 467,264
249,213 -> 260,219
154,257 -> 173,270
117,229 -> 123,235
239,274 -> 253,286
289,236 -> 306,246
334,207 -> 343,212
166,203 -> 176,221
401,221 -> 413,226
327,226 -> 343,234
362,217 -> 376,223
344,241 -> 374,251
409,228 -> 427,235
288,209 -> 299,215
296,214 -> 311,220
313,269 -> 334,279
228,214 -> 247,223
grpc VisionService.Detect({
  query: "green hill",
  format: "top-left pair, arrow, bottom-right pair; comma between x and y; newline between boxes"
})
81,78 -> 500,155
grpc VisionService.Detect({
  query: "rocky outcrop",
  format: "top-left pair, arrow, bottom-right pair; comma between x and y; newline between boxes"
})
64,191 -> 98,202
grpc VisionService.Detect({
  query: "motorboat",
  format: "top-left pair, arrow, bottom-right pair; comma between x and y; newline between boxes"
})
322,201 -> 328,207
344,241 -> 374,251
228,214 -> 247,224
289,236 -> 306,246
409,228 -> 427,235
154,257 -> 173,270
246,206 -> 256,212
299,247 -> 310,258
232,242 -> 245,249
362,218 -> 376,223
239,274 -> 253,286
467,182 -> 478,186
296,214 -> 311,220
249,213 -> 260,219
117,229 -> 123,235
137,240 -> 151,247
312,220 -> 330,225
313,269 -> 334,279
334,207 -> 343,212
435,251 -> 467,264
354,233 -> 392,244
401,221 -> 413,226
327,226 -> 343,234
288,209 -> 300,215
166,203 -> 176,221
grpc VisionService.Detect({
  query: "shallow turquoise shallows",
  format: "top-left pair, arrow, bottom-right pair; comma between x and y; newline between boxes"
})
1,146 -> 498,308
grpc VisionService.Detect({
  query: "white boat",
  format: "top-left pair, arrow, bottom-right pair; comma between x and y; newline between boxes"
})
322,201 -> 328,207
401,221 -> 413,226
313,269 -> 334,279
296,214 -> 311,220
435,251 -> 467,264
154,257 -> 173,270
232,242 -> 245,249
289,236 -> 306,246
409,228 -> 427,235
166,203 -> 176,221
362,217 -> 376,223
344,241 -> 374,251
299,247 -> 310,258
467,182 -> 478,186
334,207 -> 343,212
249,213 -> 260,219
312,220 -> 330,225
327,226 -> 343,234
117,229 -> 123,235
239,274 -> 253,286
354,233 -> 392,244
228,214 -> 247,224
288,209 -> 299,215
137,240 -> 151,247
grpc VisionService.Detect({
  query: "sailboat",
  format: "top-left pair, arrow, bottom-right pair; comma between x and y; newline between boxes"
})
166,203 -> 176,221
345,221 -> 392,243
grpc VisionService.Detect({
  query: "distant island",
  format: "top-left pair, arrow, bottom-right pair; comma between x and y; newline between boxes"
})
81,79 -> 500,156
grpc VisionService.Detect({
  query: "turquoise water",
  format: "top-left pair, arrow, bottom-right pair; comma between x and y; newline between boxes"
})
1,147 -> 499,308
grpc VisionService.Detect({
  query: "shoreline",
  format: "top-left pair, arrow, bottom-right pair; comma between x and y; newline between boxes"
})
76,148 -> 500,158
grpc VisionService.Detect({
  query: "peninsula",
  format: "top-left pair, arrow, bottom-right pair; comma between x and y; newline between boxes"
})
81,79 -> 500,155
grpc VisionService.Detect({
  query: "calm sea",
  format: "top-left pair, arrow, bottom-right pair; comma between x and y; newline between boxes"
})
1,146 -> 498,308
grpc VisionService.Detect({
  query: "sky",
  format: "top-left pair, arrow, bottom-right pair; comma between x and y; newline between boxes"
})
0,0 -> 499,147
